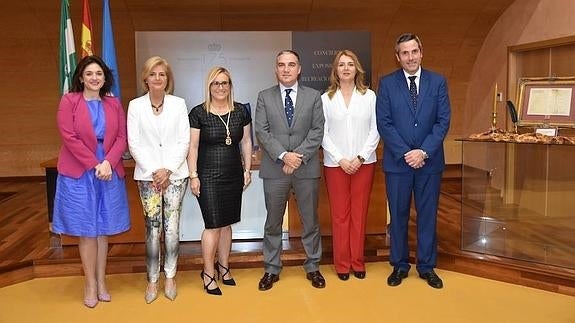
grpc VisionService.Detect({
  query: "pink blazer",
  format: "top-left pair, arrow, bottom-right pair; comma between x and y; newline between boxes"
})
56,92 -> 127,179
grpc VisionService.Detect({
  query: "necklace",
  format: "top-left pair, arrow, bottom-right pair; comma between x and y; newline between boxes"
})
215,109 -> 232,145
151,98 -> 164,113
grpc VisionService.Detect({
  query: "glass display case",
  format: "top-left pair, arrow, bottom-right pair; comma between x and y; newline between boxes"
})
461,139 -> 575,269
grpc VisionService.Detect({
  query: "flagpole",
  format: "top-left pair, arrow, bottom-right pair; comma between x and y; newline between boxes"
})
102,0 -> 121,99
102,0 -> 131,160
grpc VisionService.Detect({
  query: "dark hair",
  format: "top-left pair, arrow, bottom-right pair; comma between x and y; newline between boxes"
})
395,33 -> 423,53
70,55 -> 114,97
276,49 -> 300,63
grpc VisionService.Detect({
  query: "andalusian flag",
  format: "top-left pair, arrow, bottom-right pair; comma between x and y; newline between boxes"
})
102,0 -> 121,99
59,0 -> 77,95
81,0 -> 94,57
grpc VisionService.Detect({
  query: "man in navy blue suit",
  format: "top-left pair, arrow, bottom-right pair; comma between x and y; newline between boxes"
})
376,33 -> 451,289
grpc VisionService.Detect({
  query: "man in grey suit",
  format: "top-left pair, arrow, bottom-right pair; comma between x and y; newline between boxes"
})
255,50 -> 326,290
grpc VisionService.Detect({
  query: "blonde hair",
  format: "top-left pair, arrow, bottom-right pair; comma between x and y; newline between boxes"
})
204,66 -> 235,113
325,50 -> 368,99
140,56 -> 174,95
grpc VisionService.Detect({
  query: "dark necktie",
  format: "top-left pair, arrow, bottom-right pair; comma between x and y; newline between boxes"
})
408,75 -> 417,110
284,88 -> 294,126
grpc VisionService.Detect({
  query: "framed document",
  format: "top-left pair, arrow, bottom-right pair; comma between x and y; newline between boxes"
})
516,77 -> 575,126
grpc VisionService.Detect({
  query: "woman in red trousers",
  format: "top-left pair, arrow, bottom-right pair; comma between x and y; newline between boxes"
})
321,50 -> 380,280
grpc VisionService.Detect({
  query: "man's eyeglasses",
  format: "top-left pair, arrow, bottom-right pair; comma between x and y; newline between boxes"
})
210,81 -> 230,88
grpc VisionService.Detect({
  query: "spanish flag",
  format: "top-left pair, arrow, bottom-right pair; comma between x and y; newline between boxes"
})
81,0 -> 94,57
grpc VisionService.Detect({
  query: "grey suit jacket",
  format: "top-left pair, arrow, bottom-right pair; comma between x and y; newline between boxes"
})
255,84 -> 324,179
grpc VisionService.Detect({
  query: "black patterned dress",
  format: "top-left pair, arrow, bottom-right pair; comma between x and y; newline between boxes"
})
188,102 -> 252,228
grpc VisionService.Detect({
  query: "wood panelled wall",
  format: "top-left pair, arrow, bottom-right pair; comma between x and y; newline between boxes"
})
0,0 -> 515,176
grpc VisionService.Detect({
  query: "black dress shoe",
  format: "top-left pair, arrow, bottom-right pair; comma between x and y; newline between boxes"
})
258,273 -> 279,291
387,268 -> 408,286
419,270 -> 443,289
353,271 -> 366,279
337,273 -> 349,281
306,271 -> 326,288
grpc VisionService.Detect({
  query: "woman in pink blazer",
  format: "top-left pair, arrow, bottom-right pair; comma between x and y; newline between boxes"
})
54,55 -> 130,308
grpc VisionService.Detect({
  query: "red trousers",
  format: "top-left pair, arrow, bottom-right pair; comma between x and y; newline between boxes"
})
324,163 -> 375,273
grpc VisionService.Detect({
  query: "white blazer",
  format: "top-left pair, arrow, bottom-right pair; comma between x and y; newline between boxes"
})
127,93 -> 190,181
321,88 -> 380,167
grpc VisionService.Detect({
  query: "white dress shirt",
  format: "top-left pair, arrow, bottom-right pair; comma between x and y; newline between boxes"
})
321,88 -> 380,167
403,67 -> 421,93
279,81 -> 298,107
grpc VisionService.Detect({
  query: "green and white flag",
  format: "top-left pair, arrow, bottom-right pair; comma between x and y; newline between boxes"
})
59,0 -> 77,95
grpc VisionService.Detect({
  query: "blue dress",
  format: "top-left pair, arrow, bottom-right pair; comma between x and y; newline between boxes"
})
53,99 -> 130,237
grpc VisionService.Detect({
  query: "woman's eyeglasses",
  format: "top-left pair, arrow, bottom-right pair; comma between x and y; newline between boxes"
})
210,81 -> 230,88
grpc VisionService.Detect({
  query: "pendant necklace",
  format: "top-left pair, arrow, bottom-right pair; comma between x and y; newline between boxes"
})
216,108 -> 232,145
151,97 -> 164,113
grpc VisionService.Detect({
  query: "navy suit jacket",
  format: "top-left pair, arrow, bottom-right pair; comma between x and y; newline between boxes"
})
376,68 -> 451,174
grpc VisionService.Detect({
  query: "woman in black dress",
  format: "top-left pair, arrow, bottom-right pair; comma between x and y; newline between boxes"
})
187,66 -> 252,295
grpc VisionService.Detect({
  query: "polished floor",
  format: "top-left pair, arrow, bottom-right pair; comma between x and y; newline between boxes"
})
0,177 -> 574,296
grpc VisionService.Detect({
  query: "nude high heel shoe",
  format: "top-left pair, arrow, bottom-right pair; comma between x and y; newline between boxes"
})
164,278 -> 177,301
84,286 -> 98,308
98,292 -> 111,302
145,282 -> 158,304
83,298 -> 98,308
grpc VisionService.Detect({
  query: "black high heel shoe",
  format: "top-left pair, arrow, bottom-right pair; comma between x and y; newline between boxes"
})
200,270 -> 222,295
215,261 -> 237,286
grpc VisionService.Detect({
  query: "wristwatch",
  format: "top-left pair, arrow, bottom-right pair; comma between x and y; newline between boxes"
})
357,155 -> 365,163
190,171 -> 199,179
421,150 -> 429,159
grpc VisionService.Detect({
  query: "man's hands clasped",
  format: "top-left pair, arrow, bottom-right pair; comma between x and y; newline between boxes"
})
282,152 -> 303,175
404,149 -> 426,169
